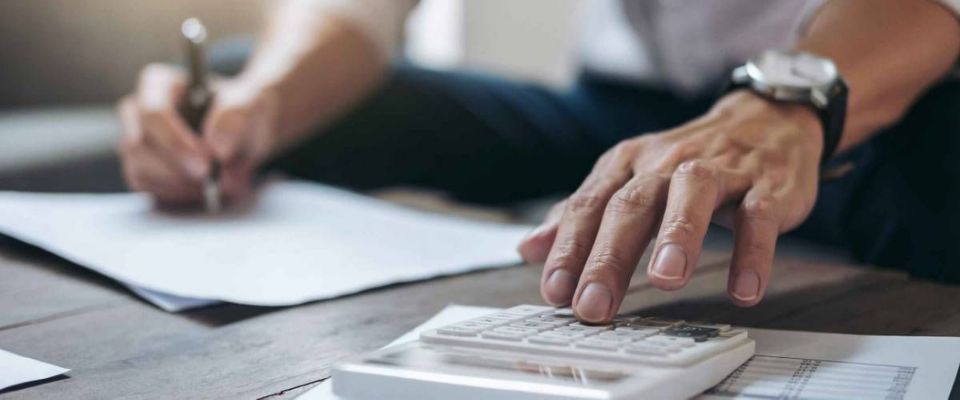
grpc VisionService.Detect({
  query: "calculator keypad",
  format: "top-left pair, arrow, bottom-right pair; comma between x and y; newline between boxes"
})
422,305 -> 747,367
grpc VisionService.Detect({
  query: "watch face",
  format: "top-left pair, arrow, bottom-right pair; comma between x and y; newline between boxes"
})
747,50 -> 837,89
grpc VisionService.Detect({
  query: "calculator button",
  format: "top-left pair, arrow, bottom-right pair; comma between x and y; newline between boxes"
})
471,317 -> 512,326
492,326 -> 538,336
437,326 -> 480,337
528,336 -> 573,346
575,340 -> 621,351
688,321 -> 731,332
624,343 -> 671,356
539,330 -> 587,339
646,335 -> 696,347
504,305 -> 554,316
590,334 -> 634,344
552,309 -> 576,318
628,317 -> 680,328
481,331 -> 526,341
484,313 -> 527,321
613,327 -> 660,336
598,331 -> 645,340
509,321 -> 555,331
564,323 -> 610,332
662,324 -> 719,342
455,322 -> 493,330
535,316 -> 574,326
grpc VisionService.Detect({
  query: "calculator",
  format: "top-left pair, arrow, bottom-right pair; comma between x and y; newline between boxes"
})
332,305 -> 755,400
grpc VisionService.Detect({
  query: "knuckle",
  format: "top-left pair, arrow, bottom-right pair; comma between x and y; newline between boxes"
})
674,159 -> 717,180
566,192 -> 607,214
741,195 -> 779,222
549,240 -> 591,267
138,106 -> 170,127
608,141 -> 638,162
742,237 -> 773,255
666,141 -> 698,162
661,214 -> 697,240
608,185 -> 658,214
586,250 -> 633,278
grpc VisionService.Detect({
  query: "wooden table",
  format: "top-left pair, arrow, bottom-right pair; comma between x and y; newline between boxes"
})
2,225 -> 960,399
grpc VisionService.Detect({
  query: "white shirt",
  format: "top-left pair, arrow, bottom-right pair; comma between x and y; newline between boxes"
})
316,0 -> 960,97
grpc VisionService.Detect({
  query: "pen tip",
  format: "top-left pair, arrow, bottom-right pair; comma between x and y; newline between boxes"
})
182,18 -> 208,44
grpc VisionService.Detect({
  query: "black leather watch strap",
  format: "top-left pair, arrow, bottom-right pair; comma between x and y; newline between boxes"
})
818,78 -> 848,164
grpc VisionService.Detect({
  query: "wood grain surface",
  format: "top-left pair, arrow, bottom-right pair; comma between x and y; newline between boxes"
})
1,224 -> 958,399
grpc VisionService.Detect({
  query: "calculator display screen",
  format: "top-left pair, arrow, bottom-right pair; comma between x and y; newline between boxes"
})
367,345 -> 630,385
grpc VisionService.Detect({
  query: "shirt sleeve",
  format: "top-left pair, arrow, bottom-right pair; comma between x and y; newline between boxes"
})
305,0 -> 419,57
935,0 -> 960,16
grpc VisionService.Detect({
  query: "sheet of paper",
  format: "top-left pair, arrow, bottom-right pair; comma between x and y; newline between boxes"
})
0,349 -> 69,391
124,284 -> 219,312
698,329 -> 960,400
0,181 -> 531,309
300,306 -> 960,400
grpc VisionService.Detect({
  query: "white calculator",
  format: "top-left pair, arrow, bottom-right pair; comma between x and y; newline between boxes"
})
332,305 -> 754,400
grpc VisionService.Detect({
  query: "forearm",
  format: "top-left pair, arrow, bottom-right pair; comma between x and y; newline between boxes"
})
794,0 -> 960,152
236,1 -> 394,152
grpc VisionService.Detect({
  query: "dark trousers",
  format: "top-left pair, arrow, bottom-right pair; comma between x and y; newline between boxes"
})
261,64 -> 960,283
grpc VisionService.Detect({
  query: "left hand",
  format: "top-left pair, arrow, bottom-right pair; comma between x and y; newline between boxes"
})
518,90 -> 824,323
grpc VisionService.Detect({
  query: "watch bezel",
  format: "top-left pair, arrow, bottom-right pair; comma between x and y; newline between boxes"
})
732,50 -> 839,109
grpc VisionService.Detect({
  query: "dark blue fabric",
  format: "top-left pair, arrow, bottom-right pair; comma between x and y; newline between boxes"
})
270,65 -> 960,283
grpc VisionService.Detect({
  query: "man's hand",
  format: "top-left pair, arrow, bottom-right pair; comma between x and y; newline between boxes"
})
117,64 -> 278,207
518,91 -> 823,323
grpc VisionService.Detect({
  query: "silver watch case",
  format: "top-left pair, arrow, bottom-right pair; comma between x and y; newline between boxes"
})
731,50 -> 840,110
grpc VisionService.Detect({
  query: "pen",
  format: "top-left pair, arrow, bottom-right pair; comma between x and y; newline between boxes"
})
180,18 -> 221,213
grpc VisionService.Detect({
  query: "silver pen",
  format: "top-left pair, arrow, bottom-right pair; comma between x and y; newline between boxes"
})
181,18 -> 221,213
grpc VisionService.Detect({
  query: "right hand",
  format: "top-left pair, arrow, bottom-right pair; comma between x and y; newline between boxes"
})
117,64 -> 278,207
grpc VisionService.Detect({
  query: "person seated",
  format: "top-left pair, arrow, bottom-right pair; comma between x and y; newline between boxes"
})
116,0 -> 960,323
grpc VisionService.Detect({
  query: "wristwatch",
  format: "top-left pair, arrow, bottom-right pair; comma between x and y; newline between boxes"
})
728,50 -> 848,164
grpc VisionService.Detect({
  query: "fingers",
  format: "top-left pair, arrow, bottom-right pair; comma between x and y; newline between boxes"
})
646,160 -> 743,291
204,84 -> 277,165
571,175 -> 668,322
218,159 -> 256,202
518,200 -> 566,263
728,184 -> 781,307
540,143 -> 637,308
134,64 -> 210,179
118,97 -> 200,204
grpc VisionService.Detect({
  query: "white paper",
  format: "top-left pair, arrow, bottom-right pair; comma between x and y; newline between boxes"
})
300,306 -> 960,400
124,284 -> 219,312
0,349 -> 69,391
0,181 -> 531,310
699,329 -> 960,400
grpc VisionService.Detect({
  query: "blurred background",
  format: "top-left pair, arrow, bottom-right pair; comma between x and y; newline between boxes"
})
0,0 -> 582,192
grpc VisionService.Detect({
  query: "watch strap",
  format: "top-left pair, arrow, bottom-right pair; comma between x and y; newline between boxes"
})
819,78 -> 848,164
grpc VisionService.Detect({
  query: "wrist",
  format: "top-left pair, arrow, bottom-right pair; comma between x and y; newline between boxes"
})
713,90 -> 824,158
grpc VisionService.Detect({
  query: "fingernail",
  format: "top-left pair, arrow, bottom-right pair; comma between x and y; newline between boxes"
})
183,156 -> 208,179
650,244 -> 687,280
731,270 -> 761,301
543,269 -> 576,306
576,283 -> 613,322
